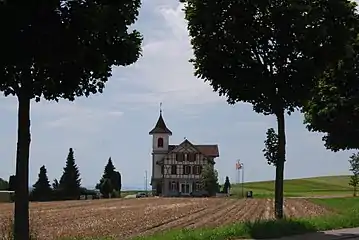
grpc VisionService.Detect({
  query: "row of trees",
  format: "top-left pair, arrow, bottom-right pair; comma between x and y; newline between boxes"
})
181,0 -> 359,219
5,148 -> 122,202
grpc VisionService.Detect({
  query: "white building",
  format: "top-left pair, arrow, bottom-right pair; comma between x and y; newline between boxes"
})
149,111 -> 219,196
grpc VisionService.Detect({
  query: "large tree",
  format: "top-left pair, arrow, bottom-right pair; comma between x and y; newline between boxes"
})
31,165 -> 52,201
181,0 -> 358,218
304,40 -> 359,151
59,148 -> 81,200
0,0 -> 142,238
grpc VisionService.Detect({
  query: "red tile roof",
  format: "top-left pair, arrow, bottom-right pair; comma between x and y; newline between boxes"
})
168,144 -> 219,157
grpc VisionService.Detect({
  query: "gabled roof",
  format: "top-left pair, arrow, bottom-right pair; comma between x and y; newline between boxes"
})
149,113 -> 172,135
168,139 -> 219,157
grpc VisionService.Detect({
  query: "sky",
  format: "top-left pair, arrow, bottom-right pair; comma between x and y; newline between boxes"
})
0,0 -> 354,190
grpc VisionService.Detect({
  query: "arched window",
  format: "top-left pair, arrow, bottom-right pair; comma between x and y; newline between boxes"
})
157,137 -> 164,148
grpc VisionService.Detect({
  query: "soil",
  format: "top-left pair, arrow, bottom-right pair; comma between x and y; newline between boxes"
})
0,197 -> 330,240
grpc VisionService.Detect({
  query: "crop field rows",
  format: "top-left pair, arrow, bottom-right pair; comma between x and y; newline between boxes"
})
0,198 -> 330,239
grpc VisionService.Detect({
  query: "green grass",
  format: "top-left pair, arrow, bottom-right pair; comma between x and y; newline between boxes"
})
231,175 -> 353,198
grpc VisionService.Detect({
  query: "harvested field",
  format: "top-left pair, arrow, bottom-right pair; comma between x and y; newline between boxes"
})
0,198 -> 330,240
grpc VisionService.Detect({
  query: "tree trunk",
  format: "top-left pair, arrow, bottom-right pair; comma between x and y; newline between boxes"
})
354,186 -> 357,197
275,110 -> 286,219
14,95 -> 31,240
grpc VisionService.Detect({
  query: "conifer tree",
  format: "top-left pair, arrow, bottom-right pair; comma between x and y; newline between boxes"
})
31,165 -> 52,201
59,148 -> 81,199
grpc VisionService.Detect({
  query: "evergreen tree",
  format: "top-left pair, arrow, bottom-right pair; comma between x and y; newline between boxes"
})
59,148 -> 81,199
104,157 -> 115,179
223,176 -> 231,194
0,178 -> 8,190
96,157 -> 122,196
31,165 -> 52,201
200,165 -> 219,196
8,175 -> 16,191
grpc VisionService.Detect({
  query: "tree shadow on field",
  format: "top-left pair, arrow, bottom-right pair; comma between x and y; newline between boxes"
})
244,219 -> 359,239
244,219 -> 317,239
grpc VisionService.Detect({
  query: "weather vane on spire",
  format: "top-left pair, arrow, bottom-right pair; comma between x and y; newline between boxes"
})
160,102 -> 162,114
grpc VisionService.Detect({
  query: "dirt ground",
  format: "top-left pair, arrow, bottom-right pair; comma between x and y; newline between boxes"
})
0,198 -> 330,240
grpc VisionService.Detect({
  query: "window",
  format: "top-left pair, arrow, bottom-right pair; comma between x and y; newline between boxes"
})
157,137 -> 164,148
176,153 -> 184,161
195,182 -> 202,191
171,165 -> 177,174
171,181 -> 177,191
193,165 -> 202,175
188,153 -> 196,162
184,165 -> 191,175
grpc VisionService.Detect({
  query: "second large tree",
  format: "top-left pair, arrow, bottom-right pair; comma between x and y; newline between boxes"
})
181,0 -> 358,218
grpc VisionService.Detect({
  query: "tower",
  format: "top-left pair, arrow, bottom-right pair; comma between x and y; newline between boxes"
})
149,104 -> 172,195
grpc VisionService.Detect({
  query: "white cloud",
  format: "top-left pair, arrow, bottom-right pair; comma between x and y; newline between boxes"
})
111,1 -> 224,107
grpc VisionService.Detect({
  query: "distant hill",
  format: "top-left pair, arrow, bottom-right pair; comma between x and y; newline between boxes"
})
231,175 -> 352,197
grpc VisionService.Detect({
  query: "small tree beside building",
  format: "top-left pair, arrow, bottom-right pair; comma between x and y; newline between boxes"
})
200,165 -> 219,196
349,153 -> 359,197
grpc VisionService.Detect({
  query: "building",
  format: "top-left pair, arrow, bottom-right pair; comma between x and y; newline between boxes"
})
149,111 -> 219,196
0,190 -> 14,202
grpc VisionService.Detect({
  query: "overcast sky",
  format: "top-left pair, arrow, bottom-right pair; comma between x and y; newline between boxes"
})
0,0 -> 353,189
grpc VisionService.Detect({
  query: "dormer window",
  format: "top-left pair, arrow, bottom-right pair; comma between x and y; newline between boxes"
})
158,137 -> 164,148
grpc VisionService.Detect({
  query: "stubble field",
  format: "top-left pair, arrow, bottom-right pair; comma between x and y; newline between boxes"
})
0,197 -> 329,240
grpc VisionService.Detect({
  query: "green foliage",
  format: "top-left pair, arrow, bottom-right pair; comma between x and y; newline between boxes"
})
0,178 -> 8,190
96,157 -> 122,197
0,1 -> 142,238
99,178 -> 113,198
200,165 -> 219,196
223,176 -> 231,194
59,148 -> 81,200
182,0 -> 358,219
52,179 -> 59,190
304,41 -> 359,151
263,128 -> 279,166
31,165 -> 52,201
8,175 -> 15,191
133,197 -> 359,240
348,153 -> 359,196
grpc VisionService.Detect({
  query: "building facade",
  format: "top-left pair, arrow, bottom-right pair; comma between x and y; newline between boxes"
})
149,112 -> 219,196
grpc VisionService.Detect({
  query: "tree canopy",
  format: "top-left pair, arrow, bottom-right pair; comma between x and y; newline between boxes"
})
0,1 -> 142,238
304,41 -> 359,151
200,165 -> 219,196
181,0 -> 358,218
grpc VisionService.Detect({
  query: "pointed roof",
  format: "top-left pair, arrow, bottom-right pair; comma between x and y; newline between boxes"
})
149,113 -> 172,135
